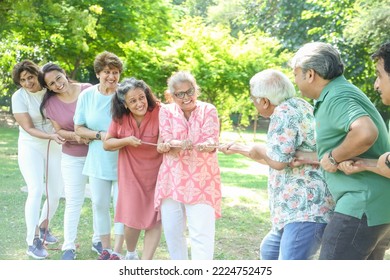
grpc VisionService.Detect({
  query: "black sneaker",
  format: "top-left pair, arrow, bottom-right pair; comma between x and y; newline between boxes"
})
92,241 -> 103,255
27,237 -> 48,259
62,249 -> 76,260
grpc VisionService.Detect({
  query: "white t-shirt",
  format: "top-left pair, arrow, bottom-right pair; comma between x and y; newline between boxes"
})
11,87 -> 54,141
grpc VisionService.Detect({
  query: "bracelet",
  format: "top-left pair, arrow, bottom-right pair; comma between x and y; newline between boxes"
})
385,153 -> 390,168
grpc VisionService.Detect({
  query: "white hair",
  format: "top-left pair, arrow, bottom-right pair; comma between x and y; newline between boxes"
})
250,69 -> 295,105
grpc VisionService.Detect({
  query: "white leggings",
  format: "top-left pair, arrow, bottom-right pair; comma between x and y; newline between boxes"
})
88,177 -> 124,236
61,154 -> 100,250
18,139 -> 63,246
161,198 -> 215,260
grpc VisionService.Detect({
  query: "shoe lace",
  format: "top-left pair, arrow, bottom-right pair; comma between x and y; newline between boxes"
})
33,238 -> 43,250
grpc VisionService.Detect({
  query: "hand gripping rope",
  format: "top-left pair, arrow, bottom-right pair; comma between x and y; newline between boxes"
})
141,141 -> 320,164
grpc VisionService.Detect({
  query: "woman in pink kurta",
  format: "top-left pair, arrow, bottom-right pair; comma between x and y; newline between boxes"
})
104,77 -> 162,260
155,71 -> 221,260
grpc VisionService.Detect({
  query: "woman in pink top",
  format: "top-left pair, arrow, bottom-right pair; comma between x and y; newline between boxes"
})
39,63 -> 101,260
104,77 -> 163,260
155,71 -> 221,260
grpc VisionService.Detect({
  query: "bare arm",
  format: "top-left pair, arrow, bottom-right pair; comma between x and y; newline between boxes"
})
14,112 -> 65,144
376,152 -> 390,178
74,124 -> 100,141
249,144 -> 286,169
103,132 -> 141,151
291,151 -> 320,167
321,116 -> 378,172
338,153 -> 390,178
51,119 -> 90,145
218,142 -> 251,157
219,142 -> 269,166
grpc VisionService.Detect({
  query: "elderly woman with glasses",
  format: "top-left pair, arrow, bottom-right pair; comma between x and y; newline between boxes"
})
154,71 -> 221,260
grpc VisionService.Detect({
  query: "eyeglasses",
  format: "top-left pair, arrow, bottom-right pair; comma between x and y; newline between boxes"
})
249,96 -> 261,104
173,87 -> 195,99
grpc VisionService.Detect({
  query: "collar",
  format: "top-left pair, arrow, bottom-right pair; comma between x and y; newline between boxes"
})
314,75 -> 346,112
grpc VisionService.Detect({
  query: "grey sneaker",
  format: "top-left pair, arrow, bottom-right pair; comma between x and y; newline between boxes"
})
62,249 -> 76,260
27,237 -> 48,259
92,241 -> 103,255
40,228 -> 58,244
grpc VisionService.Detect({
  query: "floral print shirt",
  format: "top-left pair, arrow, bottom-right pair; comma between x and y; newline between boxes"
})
154,101 -> 222,218
267,97 -> 334,230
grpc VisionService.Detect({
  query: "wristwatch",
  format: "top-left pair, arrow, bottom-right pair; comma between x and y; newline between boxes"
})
385,153 -> 390,168
96,131 -> 102,140
328,150 -> 338,166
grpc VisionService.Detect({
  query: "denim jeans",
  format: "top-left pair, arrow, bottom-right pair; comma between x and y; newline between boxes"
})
260,222 -> 326,260
319,212 -> 390,260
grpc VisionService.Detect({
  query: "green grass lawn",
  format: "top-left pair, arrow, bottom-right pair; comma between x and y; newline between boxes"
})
2,126 -> 388,260
0,126 -> 270,260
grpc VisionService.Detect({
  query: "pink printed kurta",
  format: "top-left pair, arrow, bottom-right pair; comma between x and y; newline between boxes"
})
109,106 -> 162,229
155,101 -> 222,218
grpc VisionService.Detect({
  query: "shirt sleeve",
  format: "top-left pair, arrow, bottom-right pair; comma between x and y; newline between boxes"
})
200,104 -> 220,143
11,90 -> 27,113
158,105 -> 173,142
73,90 -> 87,126
266,105 -> 299,163
328,94 -> 369,133
107,119 -> 119,138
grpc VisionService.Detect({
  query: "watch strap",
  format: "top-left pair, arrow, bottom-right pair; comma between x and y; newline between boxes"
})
328,150 -> 338,165
385,153 -> 390,168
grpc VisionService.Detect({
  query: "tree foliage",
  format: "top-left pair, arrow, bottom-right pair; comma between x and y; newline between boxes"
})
0,0 -> 389,125
121,17 -> 290,129
240,0 -> 390,120
0,0 -> 172,79
344,0 -> 390,51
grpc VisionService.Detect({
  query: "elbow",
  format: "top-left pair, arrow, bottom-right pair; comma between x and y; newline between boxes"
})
363,126 -> 378,150
270,161 -> 288,170
74,126 -> 81,136
102,142 -> 111,151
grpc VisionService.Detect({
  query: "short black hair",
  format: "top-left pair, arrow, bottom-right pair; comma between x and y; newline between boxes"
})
371,42 -> 390,75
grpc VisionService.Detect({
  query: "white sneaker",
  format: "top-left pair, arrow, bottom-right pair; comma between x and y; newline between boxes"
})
124,251 -> 139,260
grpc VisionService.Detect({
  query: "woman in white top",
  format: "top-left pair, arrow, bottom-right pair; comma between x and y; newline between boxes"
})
11,60 -> 64,259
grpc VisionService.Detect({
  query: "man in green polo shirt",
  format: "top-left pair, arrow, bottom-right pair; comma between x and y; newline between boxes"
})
290,42 -> 390,260
336,43 -> 390,179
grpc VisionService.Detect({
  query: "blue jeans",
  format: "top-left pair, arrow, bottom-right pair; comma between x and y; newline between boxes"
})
319,212 -> 390,260
260,222 -> 326,260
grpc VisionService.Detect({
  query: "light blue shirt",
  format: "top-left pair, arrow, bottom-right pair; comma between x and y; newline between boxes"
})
73,85 -> 118,180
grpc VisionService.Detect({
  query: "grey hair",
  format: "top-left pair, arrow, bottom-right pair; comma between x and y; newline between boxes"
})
250,69 -> 295,105
290,42 -> 344,80
167,71 -> 200,94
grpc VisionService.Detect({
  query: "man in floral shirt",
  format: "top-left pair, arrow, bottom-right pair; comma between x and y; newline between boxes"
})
220,69 -> 334,260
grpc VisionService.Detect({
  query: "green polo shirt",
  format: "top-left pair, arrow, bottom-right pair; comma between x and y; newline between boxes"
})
314,75 -> 390,226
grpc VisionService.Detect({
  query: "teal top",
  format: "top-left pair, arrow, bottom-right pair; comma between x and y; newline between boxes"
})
73,85 -> 118,180
314,76 -> 390,226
